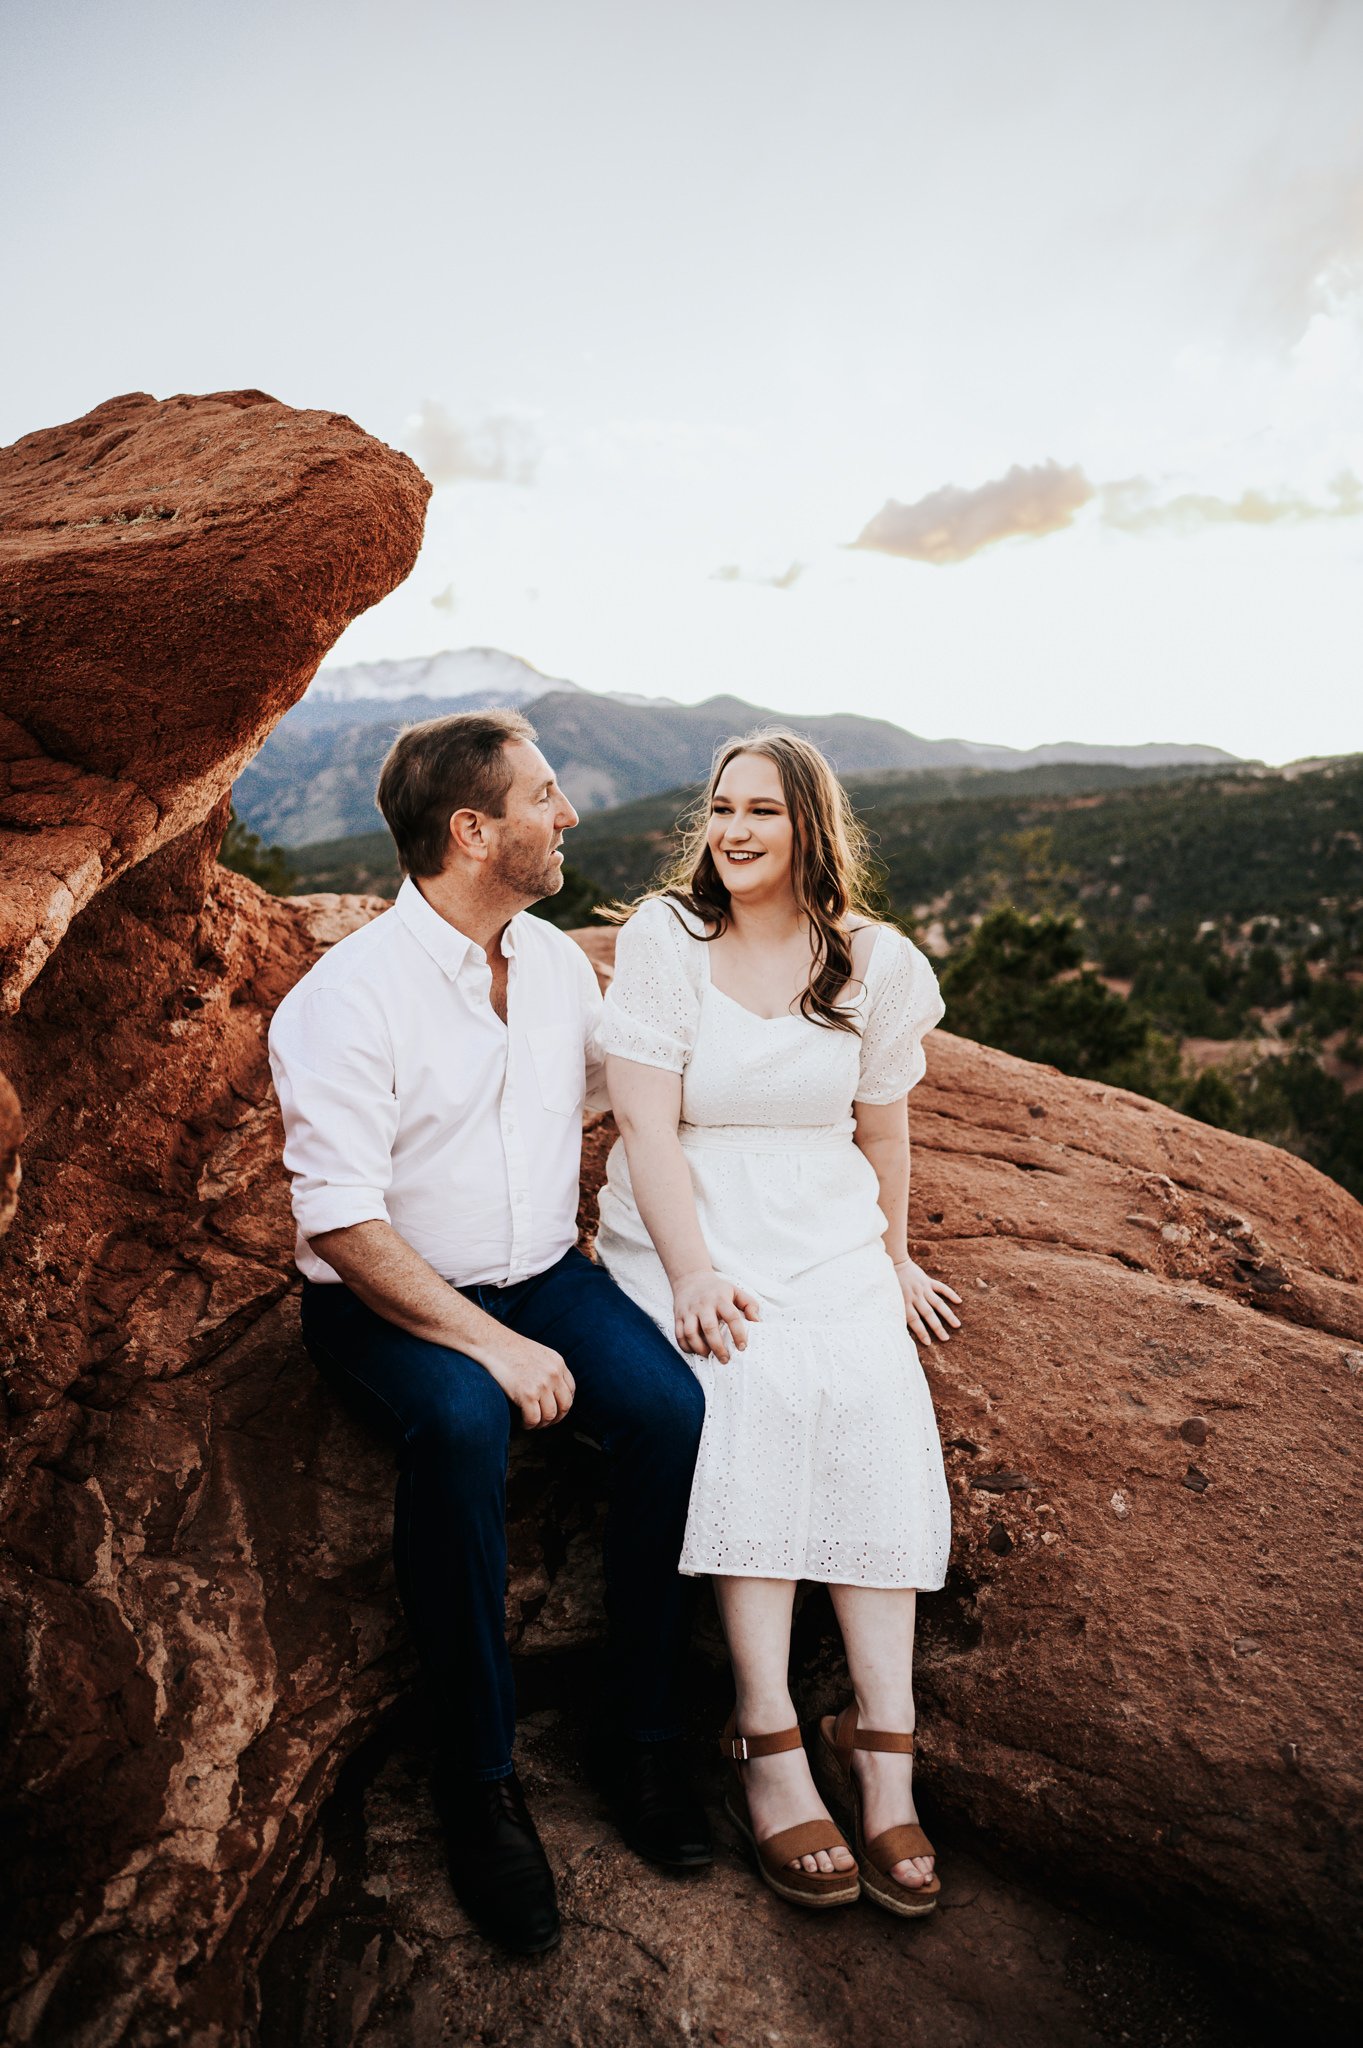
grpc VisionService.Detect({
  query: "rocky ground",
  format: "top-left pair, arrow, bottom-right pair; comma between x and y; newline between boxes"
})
256,1691 -> 1278,2048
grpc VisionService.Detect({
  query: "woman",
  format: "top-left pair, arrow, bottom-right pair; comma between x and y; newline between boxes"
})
594,729 -> 960,1917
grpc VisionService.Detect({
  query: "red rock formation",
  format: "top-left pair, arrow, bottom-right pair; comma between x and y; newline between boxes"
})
0,393 -> 428,2043
0,389 -> 428,1011
2,390 -> 1361,2041
0,1069 -> 19,1236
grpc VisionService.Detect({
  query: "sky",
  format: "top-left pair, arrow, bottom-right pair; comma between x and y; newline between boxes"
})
4,0 -> 1362,763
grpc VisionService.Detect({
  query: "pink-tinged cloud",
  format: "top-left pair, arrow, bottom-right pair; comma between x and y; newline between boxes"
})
851,460 -> 1095,565
852,463 -> 1363,566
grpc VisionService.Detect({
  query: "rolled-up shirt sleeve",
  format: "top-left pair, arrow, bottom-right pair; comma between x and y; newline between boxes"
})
268,978 -> 398,1243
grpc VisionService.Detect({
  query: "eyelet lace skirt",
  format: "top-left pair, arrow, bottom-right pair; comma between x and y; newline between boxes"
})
596,1121 -> 952,1589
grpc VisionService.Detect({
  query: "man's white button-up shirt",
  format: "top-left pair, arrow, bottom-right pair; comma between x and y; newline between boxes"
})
268,878 -> 606,1287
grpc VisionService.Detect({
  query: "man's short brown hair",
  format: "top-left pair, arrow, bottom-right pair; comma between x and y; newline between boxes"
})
376,708 -> 537,877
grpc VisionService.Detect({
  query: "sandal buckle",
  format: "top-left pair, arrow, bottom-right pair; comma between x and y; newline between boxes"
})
727,1734 -> 749,1761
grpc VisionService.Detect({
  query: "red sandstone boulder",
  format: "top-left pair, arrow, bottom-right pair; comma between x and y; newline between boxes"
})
0,389 -> 429,1010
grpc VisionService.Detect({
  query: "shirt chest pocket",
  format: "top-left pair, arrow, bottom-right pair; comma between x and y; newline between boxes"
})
526,1025 -> 583,1117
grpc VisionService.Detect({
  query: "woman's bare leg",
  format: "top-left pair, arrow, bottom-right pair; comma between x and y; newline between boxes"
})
715,1576 -> 856,1876
828,1584 -> 935,1890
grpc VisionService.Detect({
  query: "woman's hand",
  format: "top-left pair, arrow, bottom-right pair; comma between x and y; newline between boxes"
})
895,1257 -> 963,1347
671,1267 -> 761,1362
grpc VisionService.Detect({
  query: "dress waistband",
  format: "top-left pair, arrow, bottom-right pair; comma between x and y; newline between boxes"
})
678,1120 -> 856,1152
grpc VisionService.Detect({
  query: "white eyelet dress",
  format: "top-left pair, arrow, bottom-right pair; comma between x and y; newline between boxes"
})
595,897 -> 952,1589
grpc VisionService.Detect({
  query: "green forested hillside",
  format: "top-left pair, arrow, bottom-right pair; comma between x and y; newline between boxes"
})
276,826 -> 400,897
862,758 -> 1363,934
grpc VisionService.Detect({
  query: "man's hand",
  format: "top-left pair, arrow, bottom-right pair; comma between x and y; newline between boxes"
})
308,1220 -> 575,1426
483,1330 -> 576,1428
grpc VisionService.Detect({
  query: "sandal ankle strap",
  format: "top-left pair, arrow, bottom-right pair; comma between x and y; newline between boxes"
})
831,1703 -> 916,1759
720,1713 -> 805,1763
856,1728 -> 915,1753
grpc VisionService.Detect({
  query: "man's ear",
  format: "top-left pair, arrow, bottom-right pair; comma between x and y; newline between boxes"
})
447,808 -> 488,862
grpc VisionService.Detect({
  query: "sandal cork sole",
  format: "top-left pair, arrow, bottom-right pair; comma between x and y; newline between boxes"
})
722,1793 -> 860,1909
718,1714 -> 859,1911
814,1710 -> 940,1919
855,1848 -> 941,1919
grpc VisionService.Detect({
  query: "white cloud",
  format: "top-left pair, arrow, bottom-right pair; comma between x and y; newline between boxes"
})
1229,166 -> 1363,343
711,560 -> 804,589
404,400 -> 542,487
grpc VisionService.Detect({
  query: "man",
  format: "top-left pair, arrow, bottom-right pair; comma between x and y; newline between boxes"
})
268,709 -> 710,1956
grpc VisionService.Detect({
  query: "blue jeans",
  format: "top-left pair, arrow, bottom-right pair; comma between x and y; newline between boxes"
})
300,1248 -> 704,1781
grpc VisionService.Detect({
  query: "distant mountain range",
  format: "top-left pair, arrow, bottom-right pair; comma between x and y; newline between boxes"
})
233,648 -> 1241,848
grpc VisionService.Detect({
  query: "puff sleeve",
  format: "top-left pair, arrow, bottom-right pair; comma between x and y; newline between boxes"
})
855,932 -> 945,1104
599,897 -> 704,1073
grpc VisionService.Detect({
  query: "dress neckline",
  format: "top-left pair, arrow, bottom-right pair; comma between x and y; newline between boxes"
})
697,922 -> 889,1024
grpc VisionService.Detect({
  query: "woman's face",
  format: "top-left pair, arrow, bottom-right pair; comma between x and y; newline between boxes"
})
706,751 -> 795,902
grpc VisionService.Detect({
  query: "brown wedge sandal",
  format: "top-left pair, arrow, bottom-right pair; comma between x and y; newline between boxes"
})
814,1704 -> 941,1918
719,1713 -> 860,1909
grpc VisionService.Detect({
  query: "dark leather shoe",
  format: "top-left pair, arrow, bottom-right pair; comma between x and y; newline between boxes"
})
614,1738 -> 713,1871
433,1766 -> 561,1956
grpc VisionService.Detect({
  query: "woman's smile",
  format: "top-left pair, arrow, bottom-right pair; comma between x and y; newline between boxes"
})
706,751 -> 794,888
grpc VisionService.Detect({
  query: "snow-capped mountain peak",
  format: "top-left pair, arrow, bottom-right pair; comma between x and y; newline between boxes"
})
310,647 -> 581,705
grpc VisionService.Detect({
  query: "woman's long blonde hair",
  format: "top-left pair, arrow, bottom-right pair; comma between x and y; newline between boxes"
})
644,728 -> 881,1033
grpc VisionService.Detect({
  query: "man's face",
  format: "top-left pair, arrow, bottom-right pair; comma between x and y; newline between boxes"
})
484,740 -> 579,901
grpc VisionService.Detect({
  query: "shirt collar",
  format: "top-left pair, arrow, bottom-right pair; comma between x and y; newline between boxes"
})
395,878 -> 521,979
